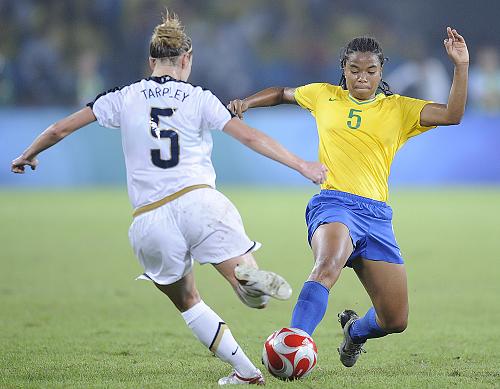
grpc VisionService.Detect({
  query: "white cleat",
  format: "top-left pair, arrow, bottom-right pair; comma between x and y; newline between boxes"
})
234,265 -> 292,300
218,369 -> 265,385
235,283 -> 269,309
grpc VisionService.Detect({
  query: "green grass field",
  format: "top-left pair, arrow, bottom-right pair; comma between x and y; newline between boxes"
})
1,188 -> 499,389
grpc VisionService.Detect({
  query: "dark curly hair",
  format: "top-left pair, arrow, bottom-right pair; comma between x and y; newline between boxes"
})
339,36 -> 393,96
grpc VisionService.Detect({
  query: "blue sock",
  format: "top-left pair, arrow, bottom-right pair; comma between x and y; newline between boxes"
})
290,281 -> 329,336
349,307 -> 387,344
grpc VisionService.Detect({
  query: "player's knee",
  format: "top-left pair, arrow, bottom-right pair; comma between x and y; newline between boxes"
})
380,316 -> 408,333
390,320 -> 408,333
310,255 -> 344,287
178,290 -> 201,312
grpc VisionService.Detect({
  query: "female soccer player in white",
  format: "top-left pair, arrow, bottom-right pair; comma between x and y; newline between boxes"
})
11,11 -> 327,385
229,27 -> 468,369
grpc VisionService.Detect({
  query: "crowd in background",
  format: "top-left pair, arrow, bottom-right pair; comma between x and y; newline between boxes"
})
1,0 -> 500,112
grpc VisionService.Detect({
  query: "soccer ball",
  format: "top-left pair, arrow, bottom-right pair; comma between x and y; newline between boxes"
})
262,327 -> 318,380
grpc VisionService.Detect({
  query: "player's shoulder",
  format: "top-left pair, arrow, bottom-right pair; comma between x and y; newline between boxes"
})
297,82 -> 340,91
89,81 -> 136,106
383,92 -> 403,101
382,93 -> 429,108
296,82 -> 344,99
89,76 -> 222,111
323,83 -> 346,98
385,92 -> 428,102
321,83 -> 343,91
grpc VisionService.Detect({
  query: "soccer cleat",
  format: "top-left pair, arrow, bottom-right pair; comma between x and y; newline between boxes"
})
218,369 -> 265,385
235,283 -> 270,309
234,265 -> 292,301
337,309 -> 366,367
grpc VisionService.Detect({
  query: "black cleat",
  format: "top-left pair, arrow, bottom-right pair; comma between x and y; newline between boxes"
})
337,309 -> 366,367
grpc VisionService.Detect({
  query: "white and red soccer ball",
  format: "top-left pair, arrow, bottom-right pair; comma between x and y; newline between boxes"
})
262,327 -> 318,380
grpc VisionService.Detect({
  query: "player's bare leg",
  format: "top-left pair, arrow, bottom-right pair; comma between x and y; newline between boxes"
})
338,259 -> 408,367
309,223 -> 353,288
214,252 -> 292,308
290,223 -> 353,335
353,259 -> 408,333
154,272 -> 264,385
154,271 -> 200,311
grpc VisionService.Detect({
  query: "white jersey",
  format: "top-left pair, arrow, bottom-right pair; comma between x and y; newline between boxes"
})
88,76 -> 233,209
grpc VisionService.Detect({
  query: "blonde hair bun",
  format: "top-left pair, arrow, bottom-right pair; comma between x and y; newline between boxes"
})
150,9 -> 192,59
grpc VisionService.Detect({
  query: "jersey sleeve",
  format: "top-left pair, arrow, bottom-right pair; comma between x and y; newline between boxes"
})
87,87 -> 125,129
294,83 -> 327,113
399,96 -> 436,141
200,90 -> 235,131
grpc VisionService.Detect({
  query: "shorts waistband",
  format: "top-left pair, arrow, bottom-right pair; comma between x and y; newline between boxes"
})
319,190 -> 388,207
133,184 -> 212,218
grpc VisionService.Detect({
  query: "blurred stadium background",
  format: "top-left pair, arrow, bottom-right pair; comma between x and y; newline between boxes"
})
1,0 -> 500,188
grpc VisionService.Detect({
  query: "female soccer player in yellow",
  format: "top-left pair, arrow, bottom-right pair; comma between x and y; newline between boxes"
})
229,27 -> 469,367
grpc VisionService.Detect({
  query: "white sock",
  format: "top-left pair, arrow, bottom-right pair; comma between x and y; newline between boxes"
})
181,300 -> 258,378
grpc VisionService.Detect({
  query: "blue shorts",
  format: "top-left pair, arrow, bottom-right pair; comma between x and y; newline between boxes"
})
305,190 -> 403,267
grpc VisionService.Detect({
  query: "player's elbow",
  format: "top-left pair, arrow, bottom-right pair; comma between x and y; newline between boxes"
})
258,86 -> 288,105
239,127 -> 260,146
437,116 -> 461,126
225,118 -> 260,146
446,116 -> 462,125
274,87 -> 286,104
443,109 -> 464,125
50,122 -> 71,139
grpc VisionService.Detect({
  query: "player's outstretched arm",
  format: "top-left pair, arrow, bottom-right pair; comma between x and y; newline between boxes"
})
228,87 -> 297,119
11,107 -> 96,174
420,27 -> 469,126
223,117 -> 327,184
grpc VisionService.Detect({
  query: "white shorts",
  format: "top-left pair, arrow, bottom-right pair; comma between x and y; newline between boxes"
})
128,188 -> 260,285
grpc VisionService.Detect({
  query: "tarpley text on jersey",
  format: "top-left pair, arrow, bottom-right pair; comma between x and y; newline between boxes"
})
141,87 -> 190,102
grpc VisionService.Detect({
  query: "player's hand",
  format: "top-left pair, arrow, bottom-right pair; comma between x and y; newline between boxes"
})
444,27 -> 469,66
227,99 -> 249,119
300,161 -> 328,185
11,155 -> 38,174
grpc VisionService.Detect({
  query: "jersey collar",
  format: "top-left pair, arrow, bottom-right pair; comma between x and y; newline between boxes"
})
149,75 -> 176,83
348,93 -> 385,105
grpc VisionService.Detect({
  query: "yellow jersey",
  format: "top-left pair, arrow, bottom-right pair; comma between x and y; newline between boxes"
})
295,83 -> 435,202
